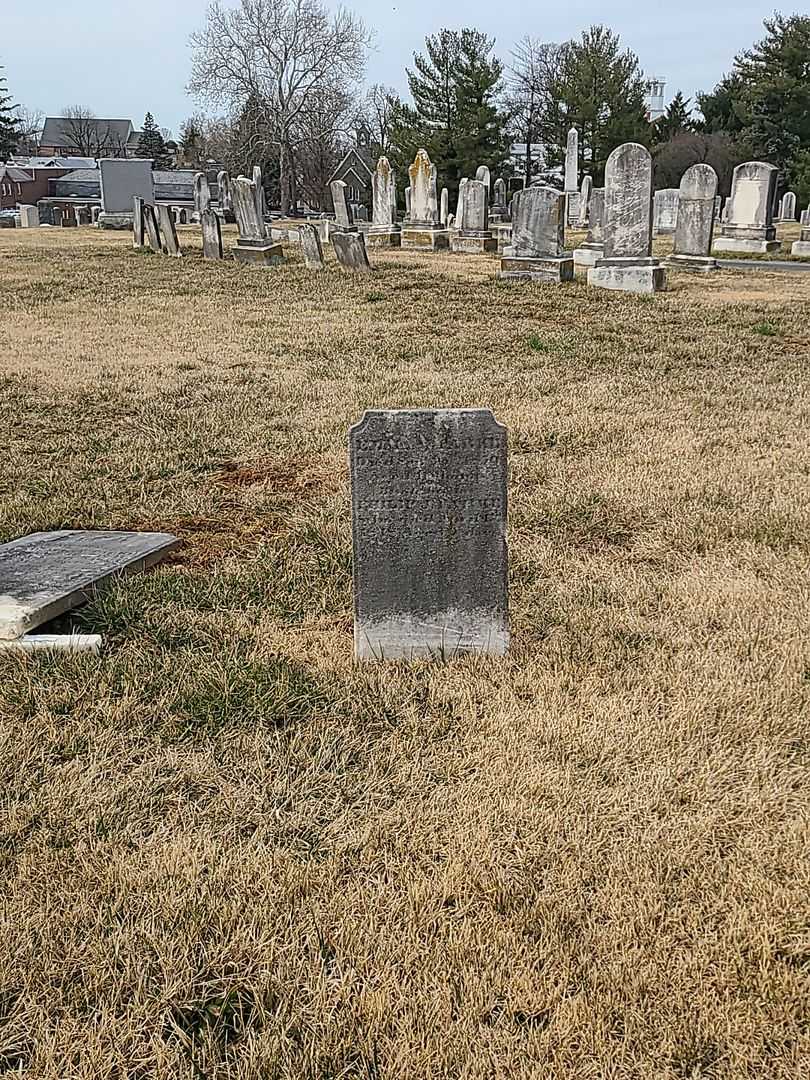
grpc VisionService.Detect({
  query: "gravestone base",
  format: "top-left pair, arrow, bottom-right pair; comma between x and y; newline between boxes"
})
355,612 -> 510,661
366,227 -> 401,249
498,254 -> 574,284
0,634 -> 102,654
565,192 -> 581,225
233,240 -> 285,266
653,226 -> 676,237
573,243 -> 604,268
98,212 -> 133,230
667,254 -> 718,273
790,240 -> 810,257
588,258 -> 666,294
492,224 -> 513,254
401,225 -> 450,250
713,237 -> 781,254
451,231 -> 497,254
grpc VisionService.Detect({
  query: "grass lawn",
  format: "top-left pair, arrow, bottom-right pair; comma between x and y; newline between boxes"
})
1,224 -> 809,1078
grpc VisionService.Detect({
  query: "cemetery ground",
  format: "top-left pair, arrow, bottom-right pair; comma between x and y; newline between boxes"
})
1,224 -> 809,1079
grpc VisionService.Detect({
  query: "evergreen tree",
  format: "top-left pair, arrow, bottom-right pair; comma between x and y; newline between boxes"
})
136,112 -> 172,169
393,29 -> 509,200
0,66 -> 21,161
653,90 -> 695,143
542,26 -> 650,183
696,72 -> 748,136
179,116 -> 204,168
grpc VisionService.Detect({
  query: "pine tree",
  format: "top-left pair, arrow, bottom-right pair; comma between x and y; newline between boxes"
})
0,66 -> 21,162
542,26 -> 650,183
653,91 -> 695,142
136,112 -> 172,169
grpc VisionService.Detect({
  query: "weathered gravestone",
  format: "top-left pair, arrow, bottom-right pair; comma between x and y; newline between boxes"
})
577,175 -> 593,227
499,185 -> 573,283
143,204 -> 162,253
588,143 -> 665,294
402,148 -> 449,250
99,159 -> 154,229
157,204 -> 182,257
451,178 -> 496,253
133,196 -> 145,248
232,176 -> 284,266
713,162 -> 780,253
490,177 -> 509,223
330,179 -> 357,232
332,230 -> 371,272
217,169 -> 234,219
0,530 -> 179,649
350,409 -> 509,660
201,209 -> 224,260
18,205 -> 39,228
440,187 -> 449,227
778,191 -> 797,221
368,157 -> 400,248
573,187 -> 604,268
298,222 -> 325,269
565,127 -> 580,222
667,163 -> 718,272
252,166 -> 266,222
475,165 -> 491,191
653,188 -> 679,235
792,222 -> 810,257
800,208 -> 810,227
194,172 -> 211,220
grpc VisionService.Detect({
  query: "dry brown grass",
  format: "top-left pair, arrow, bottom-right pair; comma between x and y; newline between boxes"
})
0,224 -> 809,1079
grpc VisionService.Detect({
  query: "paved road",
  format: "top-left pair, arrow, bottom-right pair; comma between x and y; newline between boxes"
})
716,258 -> 810,274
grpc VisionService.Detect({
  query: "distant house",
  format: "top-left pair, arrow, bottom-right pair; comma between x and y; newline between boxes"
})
37,168 -> 202,223
0,163 -> 77,210
328,126 -> 374,207
38,117 -> 144,159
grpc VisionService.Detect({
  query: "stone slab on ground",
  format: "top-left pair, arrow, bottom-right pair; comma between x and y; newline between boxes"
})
714,257 -> 810,273
0,530 -> 180,640
233,241 -> 284,266
588,261 -> 666,294
0,634 -> 102,654
713,237 -> 781,254
350,409 -> 509,661
498,254 -> 574,283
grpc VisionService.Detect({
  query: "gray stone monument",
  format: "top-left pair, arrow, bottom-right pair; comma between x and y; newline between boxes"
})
332,230 -> 371,272
133,197 -> 146,248
368,157 -> 400,248
800,208 -> 810,226
714,195 -> 724,221
564,127 -> 580,222
252,165 -> 266,221
653,188 -> 679,235
350,409 -> 509,660
143,204 -> 162,253
588,143 -> 665,294
440,187 -> 449,227
194,172 -> 212,216
454,178 -> 468,231
18,205 -> 39,228
157,204 -> 182,257
201,209 -> 223,260
451,179 -> 496,254
217,169 -> 234,220
401,149 -> 449,250
475,165 -> 491,191
299,222 -> 325,269
713,162 -> 780,254
577,175 -> 593,227
498,185 -> 573,283
232,176 -> 284,266
667,163 -> 718,272
99,159 -> 154,230
791,222 -> 810,257
573,187 -> 604,268
490,177 -> 509,223
778,191 -> 797,221
330,179 -> 357,232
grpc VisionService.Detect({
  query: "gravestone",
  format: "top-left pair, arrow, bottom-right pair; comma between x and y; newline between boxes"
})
298,222 -> 325,269
451,178 -> 496,253
653,188 -> 679,235
402,149 -> 449,250
440,187 -> 449,227
217,169 -> 233,218
565,127 -> 580,222
667,163 -> 718,272
157,204 -> 182,256
713,162 -> 780,254
355,204 -> 368,222
475,165 -> 491,191
18,205 -> 39,228
143,204 -> 162,252
252,165 -> 266,221
714,195 -> 723,220
498,185 -> 573,283
194,172 -> 212,216
368,157 -> 400,248
573,187 -> 604,268
800,208 -> 810,226
778,191 -> 797,221
588,143 -> 665,294
232,176 -> 284,266
99,159 -> 154,229
404,186 -> 411,220
350,409 -> 509,660
132,202 -> 145,242
332,230 -> 371,272
0,530 -> 179,644
201,209 -> 223,260
577,175 -> 593,227
791,222 -> 810,257
331,179 -> 357,232
91,206 -> 101,224
454,178 -> 468,231
491,177 -> 509,222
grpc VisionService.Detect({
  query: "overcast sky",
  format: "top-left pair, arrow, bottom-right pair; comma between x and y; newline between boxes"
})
2,0 -> 781,135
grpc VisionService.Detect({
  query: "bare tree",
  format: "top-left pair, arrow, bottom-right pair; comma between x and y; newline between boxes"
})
358,84 -> 400,157
505,37 -> 562,187
293,78 -> 354,210
188,0 -> 371,215
12,106 -> 43,155
60,106 -> 107,156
